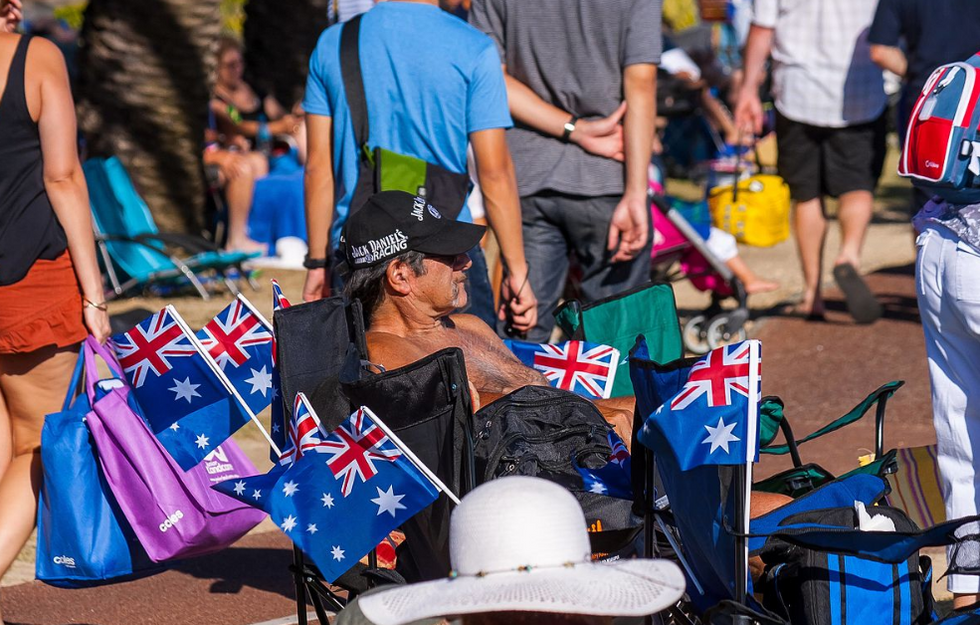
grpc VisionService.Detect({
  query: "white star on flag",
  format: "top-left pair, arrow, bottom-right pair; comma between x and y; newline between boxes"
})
169,422 -> 180,432
169,377 -> 201,403
245,366 -> 273,396
233,480 -> 246,496
272,422 -> 280,434
321,493 -> 335,509
271,384 -> 279,401
306,524 -> 318,534
283,480 -> 299,497
371,485 -> 407,518
702,416 -> 741,454
195,434 -> 210,449
252,489 -> 262,500
281,515 -> 297,532
331,545 -> 345,561
588,481 -> 608,494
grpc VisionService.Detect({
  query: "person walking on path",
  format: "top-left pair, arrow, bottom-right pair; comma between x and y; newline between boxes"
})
469,0 -> 661,343
300,0 -> 537,335
914,199 -> 980,609
0,22 -> 110,623
735,0 -> 887,324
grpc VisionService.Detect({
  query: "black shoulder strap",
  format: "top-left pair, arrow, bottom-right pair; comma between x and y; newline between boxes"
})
339,14 -> 369,151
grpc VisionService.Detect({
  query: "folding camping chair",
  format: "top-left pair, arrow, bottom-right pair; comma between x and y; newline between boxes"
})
628,337 -> 980,625
274,296 -> 479,622
754,381 -> 904,498
83,156 -> 259,301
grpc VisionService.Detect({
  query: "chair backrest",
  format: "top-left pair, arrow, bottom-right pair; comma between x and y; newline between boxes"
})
628,343 -> 744,611
555,282 -> 684,397
273,296 -> 361,432
83,157 -> 166,282
338,347 -> 476,583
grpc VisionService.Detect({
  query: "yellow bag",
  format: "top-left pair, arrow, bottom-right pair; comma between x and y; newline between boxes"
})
709,174 -> 791,247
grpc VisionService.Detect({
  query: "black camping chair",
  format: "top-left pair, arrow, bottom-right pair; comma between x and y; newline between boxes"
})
337,346 -> 477,582
275,296 -> 479,621
274,295 -> 371,623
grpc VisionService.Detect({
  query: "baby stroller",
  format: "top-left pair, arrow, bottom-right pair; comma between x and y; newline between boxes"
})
648,178 -> 748,355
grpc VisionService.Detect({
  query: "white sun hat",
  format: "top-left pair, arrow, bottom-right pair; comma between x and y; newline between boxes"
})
358,476 -> 685,625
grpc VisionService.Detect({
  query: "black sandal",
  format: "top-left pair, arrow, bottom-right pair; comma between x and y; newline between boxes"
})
832,263 -> 882,324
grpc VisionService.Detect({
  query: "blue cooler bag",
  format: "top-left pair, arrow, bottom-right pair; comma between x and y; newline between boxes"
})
36,344 -> 161,587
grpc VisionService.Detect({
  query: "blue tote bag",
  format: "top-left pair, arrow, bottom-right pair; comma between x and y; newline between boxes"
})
35,340 -> 162,587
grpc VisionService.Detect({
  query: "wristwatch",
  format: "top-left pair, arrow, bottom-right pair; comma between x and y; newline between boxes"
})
303,254 -> 329,270
562,115 -> 581,142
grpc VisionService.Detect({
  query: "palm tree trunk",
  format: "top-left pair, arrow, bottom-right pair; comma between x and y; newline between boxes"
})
76,0 -> 222,233
243,0 -> 331,109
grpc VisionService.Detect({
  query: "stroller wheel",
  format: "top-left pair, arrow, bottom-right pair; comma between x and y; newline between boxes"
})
706,314 -> 748,350
682,315 -> 711,355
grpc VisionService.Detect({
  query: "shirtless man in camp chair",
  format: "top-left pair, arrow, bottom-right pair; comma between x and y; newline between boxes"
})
339,191 -> 637,443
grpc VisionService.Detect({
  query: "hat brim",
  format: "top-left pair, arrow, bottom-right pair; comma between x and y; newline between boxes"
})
358,559 -> 685,625
412,220 -> 486,259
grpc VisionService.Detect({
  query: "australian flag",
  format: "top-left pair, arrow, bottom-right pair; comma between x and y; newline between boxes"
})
574,430 -> 633,499
638,340 -> 761,471
278,392 -> 329,466
197,296 -> 274,416
270,280 -> 291,463
112,307 -> 250,470
505,340 -> 620,399
214,400 -> 439,582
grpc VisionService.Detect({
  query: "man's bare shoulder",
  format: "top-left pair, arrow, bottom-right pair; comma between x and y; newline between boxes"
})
365,331 -> 430,372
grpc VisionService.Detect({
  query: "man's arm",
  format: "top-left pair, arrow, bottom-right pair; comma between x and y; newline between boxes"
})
503,68 -> 627,160
607,63 -> 656,263
733,24 -> 775,136
469,128 -> 537,333
302,113 -> 334,302
868,0 -> 907,77
870,45 -> 907,77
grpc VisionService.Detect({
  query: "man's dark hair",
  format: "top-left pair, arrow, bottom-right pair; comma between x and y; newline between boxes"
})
344,250 -> 427,323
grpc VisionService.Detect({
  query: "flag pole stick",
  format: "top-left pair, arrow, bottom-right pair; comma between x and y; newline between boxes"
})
368,409 -> 462,506
168,305 -> 281,458
236,293 -> 274,333
733,340 -> 761,621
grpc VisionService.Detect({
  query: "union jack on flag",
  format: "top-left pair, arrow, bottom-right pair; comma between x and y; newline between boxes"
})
279,393 -> 329,466
272,280 -> 291,312
320,406 -> 402,497
505,340 -> 620,399
198,298 -> 273,370
112,309 -> 198,387
638,340 -> 762,471
671,341 -> 752,410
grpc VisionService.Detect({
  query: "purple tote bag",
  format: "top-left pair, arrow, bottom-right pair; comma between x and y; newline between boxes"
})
81,337 -> 266,563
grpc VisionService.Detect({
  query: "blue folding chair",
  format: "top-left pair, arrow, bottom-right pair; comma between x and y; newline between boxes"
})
83,156 -> 260,300
628,335 -> 980,624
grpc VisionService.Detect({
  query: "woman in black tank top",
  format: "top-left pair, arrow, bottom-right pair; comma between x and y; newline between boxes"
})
0,20 -> 109,607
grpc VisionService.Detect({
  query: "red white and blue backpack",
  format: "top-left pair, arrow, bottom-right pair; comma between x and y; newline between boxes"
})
899,51 -> 980,202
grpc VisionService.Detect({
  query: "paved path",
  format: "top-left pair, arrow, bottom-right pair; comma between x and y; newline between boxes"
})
2,264 -> 938,625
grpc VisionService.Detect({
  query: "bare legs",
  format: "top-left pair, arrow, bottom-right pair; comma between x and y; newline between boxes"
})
0,345 -> 78,625
224,151 -> 268,254
792,190 -> 872,316
725,256 -> 779,295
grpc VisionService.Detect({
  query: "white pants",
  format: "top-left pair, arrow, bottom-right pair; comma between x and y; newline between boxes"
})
915,224 -> 980,593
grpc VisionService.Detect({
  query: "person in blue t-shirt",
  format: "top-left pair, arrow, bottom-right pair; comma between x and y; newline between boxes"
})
300,0 -> 536,335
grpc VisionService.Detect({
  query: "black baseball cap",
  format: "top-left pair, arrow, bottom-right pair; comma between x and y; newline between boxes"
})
341,191 -> 486,269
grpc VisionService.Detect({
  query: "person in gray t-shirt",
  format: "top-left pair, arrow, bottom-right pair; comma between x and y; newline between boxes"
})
470,0 -> 662,342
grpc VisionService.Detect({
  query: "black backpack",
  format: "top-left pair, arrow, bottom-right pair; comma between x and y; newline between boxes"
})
471,385 -> 639,535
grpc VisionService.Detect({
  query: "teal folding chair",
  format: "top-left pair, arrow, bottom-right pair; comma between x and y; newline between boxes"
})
83,156 -> 260,300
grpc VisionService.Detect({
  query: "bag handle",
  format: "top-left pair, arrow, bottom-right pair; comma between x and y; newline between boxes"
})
61,347 -> 88,411
81,335 -> 125,401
